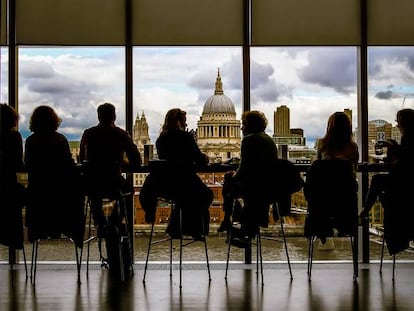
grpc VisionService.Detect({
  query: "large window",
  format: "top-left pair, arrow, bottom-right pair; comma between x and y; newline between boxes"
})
366,47 -> 414,260
133,47 -> 243,146
251,47 -> 358,148
17,47 -> 125,143
2,0 -> 414,264
0,47 -> 125,262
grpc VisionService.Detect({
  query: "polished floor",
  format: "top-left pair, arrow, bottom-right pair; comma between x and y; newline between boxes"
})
1,261 -> 414,311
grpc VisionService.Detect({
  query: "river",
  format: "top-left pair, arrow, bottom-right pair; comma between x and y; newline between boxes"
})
2,225 -> 414,262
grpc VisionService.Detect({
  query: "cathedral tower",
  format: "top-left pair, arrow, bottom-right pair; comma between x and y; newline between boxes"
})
197,69 -> 241,161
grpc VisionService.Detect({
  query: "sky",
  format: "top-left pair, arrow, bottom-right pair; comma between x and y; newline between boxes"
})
1,46 -> 414,148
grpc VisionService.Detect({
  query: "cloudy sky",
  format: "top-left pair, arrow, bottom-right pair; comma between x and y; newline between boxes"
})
1,46 -> 414,147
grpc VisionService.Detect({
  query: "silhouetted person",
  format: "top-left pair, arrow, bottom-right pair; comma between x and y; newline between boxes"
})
305,111 -> 359,246
221,111 -> 279,241
0,104 -> 25,249
25,105 -> 83,245
140,108 -> 212,240
317,111 -> 359,164
361,108 -> 414,254
157,108 -> 212,238
80,103 -> 141,235
360,108 -> 414,218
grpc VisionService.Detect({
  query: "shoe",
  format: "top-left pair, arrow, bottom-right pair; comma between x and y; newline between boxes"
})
229,237 -> 251,248
192,234 -> 205,241
168,232 -> 181,239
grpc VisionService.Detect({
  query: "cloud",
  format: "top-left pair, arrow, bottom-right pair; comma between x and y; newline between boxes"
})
375,90 -> 395,100
369,47 -> 414,84
298,48 -> 357,94
6,46 -> 414,147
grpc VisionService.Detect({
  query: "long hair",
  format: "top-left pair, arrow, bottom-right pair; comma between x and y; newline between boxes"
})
320,112 -> 353,152
160,108 -> 186,134
29,105 -> 62,133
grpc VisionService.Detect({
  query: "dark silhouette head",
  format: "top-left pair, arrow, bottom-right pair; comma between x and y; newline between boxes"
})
161,108 -> 187,134
323,111 -> 353,148
0,104 -> 19,132
29,105 -> 61,133
396,108 -> 414,137
241,110 -> 268,135
97,103 -> 116,125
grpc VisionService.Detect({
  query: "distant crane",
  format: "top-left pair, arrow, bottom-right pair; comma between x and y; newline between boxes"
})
402,96 -> 406,109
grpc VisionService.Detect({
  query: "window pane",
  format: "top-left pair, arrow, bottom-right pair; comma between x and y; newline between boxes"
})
251,47 -> 358,261
133,47 -> 245,261
132,47 -> 243,158
18,47 -> 125,143
11,47 -> 125,262
367,46 -> 414,260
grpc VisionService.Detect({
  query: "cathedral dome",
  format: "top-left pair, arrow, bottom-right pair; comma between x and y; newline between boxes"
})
202,70 -> 236,115
202,94 -> 235,115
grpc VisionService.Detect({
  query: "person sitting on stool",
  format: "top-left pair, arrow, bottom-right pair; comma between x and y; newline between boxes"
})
220,111 -> 279,244
80,102 -> 141,236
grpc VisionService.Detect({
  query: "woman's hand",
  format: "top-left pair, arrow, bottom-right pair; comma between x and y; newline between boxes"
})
187,128 -> 197,140
385,139 -> 400,162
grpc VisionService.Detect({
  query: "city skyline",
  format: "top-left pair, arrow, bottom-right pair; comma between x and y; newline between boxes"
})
1,47 -> 414,148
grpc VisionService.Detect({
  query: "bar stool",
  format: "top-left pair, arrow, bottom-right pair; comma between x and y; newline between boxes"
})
304,159 -> 359,282
9,247 -> 28,288
260,202 -> 293,279
82,196 -> 109,277
224,200 -> 293,284
225,221 -> 264,284
30,237 -> 82,286
379,228 -> 399,282
83,191 -> 134,283
142,197 -> 211,289
29,200 -> 85,286
107,191 -> 134,282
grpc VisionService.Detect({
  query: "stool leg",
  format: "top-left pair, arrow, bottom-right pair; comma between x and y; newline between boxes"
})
115,200 -> 125,283
10,247 -> 15,288
201,214 -> 211,281
31,240 -> 39,285
121,195 -> 134,276
169,234 -> 173,277
273,202 -> 293,279
380,234 -> 385,274
179,208 -> 183,289
351,235 -> 358,282
143,222 -> 155,283
169,200 -> 173,277
86,199 -> 92,277
75,245 -> 81,285
124,196 -> 134,275
256,233 -> 259,274
225,225 -> 232,280
307,237 -> 315,281
22,246 -> 28,279
257,231 -> 264,285
279,217 -> 293,279
392,254 -> 396,282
